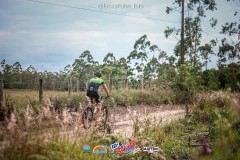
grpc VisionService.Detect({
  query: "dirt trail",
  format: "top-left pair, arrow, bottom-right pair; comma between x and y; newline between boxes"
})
43,105 -> 186,140
109,105 -> 185,138
0,105 -> 185,152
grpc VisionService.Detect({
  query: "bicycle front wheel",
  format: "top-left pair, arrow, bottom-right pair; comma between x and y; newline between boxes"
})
82,106 -> 94,129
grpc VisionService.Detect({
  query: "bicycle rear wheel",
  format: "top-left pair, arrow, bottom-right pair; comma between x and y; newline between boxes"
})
82,106 -> 94,129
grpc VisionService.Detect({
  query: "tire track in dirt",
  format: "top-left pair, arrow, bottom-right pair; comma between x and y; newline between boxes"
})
0,105 -> 185,152
108,105 -> 185,138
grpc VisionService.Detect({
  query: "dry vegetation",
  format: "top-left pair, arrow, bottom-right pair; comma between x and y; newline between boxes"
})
0,89 -> 239,160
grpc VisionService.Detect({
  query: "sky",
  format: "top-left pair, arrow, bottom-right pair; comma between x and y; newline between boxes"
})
0,0 -> 239,72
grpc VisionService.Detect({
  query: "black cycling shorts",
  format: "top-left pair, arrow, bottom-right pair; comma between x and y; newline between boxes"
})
86,91 -> 100,103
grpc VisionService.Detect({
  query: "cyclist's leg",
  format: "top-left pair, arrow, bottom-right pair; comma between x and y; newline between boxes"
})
95,93 -> 103,115
86,92 -> 92,105
87,91 -> 97,105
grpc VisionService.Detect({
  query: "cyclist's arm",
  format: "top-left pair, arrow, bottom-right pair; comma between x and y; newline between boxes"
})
103,84 -> 110,97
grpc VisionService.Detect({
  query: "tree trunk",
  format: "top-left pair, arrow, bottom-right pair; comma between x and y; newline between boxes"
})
68,76 -> 72,95
0,80 -> 5,121
85,80 -> 88,91
180,0 -> 185,64
77,79 -> 79,92
125,78 -> 128,89
109,74 -> 112,92
39,79 -> 43,103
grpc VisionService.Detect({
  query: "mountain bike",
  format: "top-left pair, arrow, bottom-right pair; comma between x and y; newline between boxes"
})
82,96 -> 110,132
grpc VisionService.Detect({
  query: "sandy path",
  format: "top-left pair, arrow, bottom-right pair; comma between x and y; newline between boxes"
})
0,105 -> 185,152
109,105 -> 185,138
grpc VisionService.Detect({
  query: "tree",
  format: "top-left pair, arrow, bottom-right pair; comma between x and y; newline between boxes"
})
220,1 -> 240,64
24,65 -> 37,89
12,62 -> 22,88
167,56 -> 177,67
198,42 -> 215,70
103,53 -> 116,67
144,56 -> 159,88
72,50 -> 98,90
2,63 -> 13,89
116,57 -> 130,89
128,35 -> 150,90
102,53 -> 116,91
218,42 -> 236,66
165,0 -> 217,68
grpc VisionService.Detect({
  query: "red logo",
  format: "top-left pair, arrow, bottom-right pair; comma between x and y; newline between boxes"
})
115,141 -> 136,155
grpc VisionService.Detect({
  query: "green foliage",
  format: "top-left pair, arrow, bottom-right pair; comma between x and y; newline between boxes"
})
198,96 -> 240,159
2,140 -> 108,160
160,124 -> 195,160
165,0 -> 217,70
192,91 -> 231,124
219,63 -> 240,92
210,114 -> 240,159
112,89 -> 175,106
202,69 -> 221,90
173,64 -> 200,104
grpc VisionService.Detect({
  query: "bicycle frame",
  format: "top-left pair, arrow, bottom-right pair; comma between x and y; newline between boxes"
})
82,96 -> 110,130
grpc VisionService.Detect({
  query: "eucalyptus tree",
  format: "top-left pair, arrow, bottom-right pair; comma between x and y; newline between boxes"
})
72,50 -> 98,90
24,65 -> 37,89
127,35 -> 150,90
63,64 -> 72,74
167,56 -> 177,67
144,56 -> 160,88
43,71 -> 55,90
59,70 -> 69,90
157,50 -> 170,78
219,0 -> 240,65
198,41 -> 215,70
218,40 -> 236,66
103,52 -> 116,67
144,45 -> 164,87
165,0 -> 218,68
102,53 -> 130,90
116,57 -> 129,89
12,62 -> 22,88
212,0 -> 240,91
1,61 -> 13,88
102,52 -> 116,91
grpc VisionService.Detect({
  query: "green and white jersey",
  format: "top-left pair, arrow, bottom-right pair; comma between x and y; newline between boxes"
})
87,77 -> 104,92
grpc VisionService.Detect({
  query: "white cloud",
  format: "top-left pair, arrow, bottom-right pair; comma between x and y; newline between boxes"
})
149,6 -> 160,16
0,31 -> 11,37
1,0 -> 237,71
68,21 -> 97,30
122,12 -> 155,26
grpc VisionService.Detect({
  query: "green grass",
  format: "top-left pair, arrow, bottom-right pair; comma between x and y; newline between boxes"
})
2,140 -> 110,160
4,89 -> 176,113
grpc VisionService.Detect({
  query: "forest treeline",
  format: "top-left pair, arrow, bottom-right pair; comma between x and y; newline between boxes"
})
0,0 -> 239,92
0,33 -> 239,92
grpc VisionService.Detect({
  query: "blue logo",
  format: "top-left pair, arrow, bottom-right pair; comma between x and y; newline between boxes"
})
111,142 -> 119,150
83,145 -> 90,153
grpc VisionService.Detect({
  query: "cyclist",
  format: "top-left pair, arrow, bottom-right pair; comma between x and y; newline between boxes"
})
86,71 -> 110,116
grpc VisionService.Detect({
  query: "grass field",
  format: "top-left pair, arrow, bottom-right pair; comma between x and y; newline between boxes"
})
0,89 -> 239,159
4,88 -> 176,112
